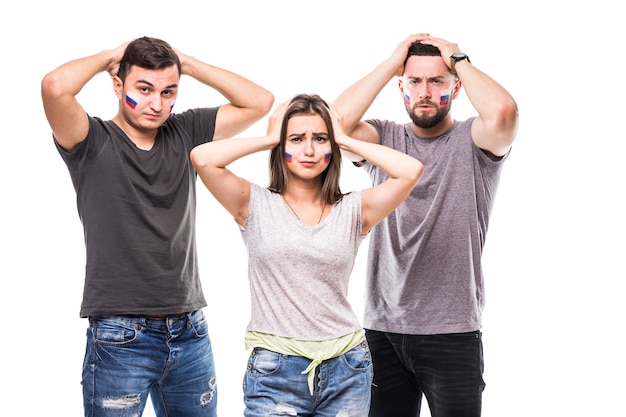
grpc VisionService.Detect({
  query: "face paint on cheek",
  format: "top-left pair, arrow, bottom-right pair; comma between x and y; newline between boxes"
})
169,100 -> 176,113
323,146 -> 332,164
125,92 -> 139,109
285,146 -> 293,163
439,89 -> 451,106
404,92 -> 411,105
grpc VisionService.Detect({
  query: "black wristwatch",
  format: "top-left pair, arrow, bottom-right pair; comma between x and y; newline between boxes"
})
450,52 -> 471,76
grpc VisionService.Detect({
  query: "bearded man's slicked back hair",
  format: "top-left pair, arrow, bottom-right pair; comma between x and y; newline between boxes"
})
405,41 -> 441,65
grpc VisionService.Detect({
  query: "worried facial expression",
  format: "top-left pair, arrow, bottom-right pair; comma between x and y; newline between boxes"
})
117,64 -> 179,131
400,55 -> 458,129
284,114 -> 332,180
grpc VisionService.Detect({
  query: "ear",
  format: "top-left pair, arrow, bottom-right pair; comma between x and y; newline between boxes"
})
398,78 -> 410,103
452,79 -> 462,99
112,76 -> 123,100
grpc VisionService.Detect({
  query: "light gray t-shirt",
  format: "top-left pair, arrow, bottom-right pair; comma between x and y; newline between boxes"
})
362,118 -> 508,335
240,184 -> 365,341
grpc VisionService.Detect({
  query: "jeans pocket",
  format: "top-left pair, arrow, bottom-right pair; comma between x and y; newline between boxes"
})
92,319 -> 138,345
189,311 -> 209,338
247,349 -> 281,376
342,341 -> 373,372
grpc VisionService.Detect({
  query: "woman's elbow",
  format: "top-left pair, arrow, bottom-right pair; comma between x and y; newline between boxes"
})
409,160 -> 424,186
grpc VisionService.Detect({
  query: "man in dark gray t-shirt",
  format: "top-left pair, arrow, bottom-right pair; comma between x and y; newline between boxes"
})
41,36 -> 273,417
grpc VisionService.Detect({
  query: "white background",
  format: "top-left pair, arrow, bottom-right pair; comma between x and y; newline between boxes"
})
2,1 -> 624,416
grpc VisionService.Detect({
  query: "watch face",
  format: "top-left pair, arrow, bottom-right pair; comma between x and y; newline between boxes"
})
452,53 -> 467,61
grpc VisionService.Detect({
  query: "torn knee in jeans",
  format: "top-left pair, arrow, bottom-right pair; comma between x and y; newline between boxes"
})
275,403 -> 297,415
200,377 -> 217,406
101,394 -> 142,409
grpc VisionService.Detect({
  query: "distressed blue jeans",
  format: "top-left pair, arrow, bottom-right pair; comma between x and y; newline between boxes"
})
243,341 -> 373,416
366,329 -> 485,417
82,310 -> 217,417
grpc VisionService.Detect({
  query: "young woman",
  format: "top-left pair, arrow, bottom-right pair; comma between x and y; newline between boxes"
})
190,94 -> 423,416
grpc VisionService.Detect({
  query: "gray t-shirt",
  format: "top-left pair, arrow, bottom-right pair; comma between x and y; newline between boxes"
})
362,118 -> 507,335
240,184 -> 365,341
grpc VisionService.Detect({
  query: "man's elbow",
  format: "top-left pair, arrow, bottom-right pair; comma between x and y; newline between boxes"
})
189,146 -> 207,170
257,90 -> 275,117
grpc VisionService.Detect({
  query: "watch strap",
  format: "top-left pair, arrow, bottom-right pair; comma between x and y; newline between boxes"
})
450,53 -> 471,76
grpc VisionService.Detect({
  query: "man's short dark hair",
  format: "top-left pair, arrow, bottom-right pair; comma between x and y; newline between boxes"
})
117,36 -> 181,82
405,42 -> 441,65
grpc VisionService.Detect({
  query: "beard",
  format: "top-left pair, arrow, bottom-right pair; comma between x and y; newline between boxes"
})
405,100 -> 451,129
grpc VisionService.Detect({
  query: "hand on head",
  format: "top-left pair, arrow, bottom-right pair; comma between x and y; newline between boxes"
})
413,35 -> 462,71
106,42 -> 130,78
267,100 -> 289,142
173,48 -> 192,73
389,33 -> 431,76
328,104 -> 346,145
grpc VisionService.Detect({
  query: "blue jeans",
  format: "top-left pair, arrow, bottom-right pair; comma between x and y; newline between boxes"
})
82,310 -> 217,417
243,341 -> 373,416
366,330 -> 485,417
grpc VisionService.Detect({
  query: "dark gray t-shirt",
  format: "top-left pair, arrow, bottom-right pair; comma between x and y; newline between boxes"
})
55,108 -> 218,317
362,118 -> 508,334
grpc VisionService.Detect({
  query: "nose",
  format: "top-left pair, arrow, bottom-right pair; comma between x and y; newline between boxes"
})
417,83 -> 431,99
304,138 -> 315,156
148,94 -> 163,112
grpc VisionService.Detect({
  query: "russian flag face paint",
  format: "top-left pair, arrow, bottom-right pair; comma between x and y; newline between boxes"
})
285,145 -> 294,163
404,92 -> 411,105
169,100 -> 176,113
323,146 -> 332,164
439,89 -> 451,106
125,92 -> 139,109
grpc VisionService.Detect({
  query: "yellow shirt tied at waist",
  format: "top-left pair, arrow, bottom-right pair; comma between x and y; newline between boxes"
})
245,329 -> 366,395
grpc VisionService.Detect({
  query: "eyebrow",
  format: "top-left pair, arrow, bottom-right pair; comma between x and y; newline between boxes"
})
406,75 -> 445,81
136,79 -> 179,90
288,132 -> 328,138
